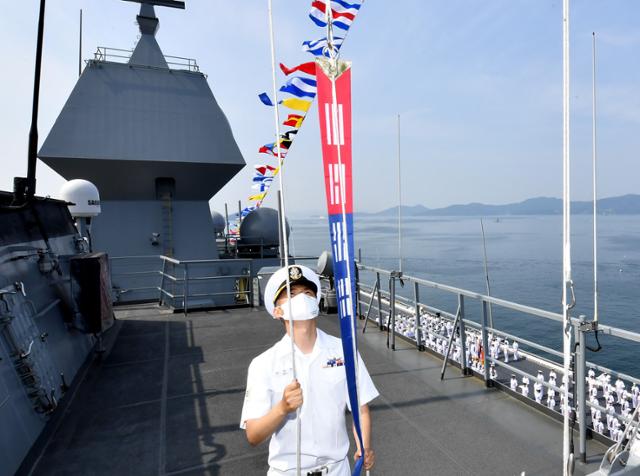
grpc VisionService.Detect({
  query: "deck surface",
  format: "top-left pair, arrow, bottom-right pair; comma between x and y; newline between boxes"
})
28,304 -> 608,475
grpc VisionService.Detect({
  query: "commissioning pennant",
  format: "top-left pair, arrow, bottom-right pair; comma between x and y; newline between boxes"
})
315,57 -> 364,476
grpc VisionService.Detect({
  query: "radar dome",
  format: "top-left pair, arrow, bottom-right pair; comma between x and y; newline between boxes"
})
59,179 -> 101,218
239,207 -> 289,246
317,250 -> 334,277
210,211 -> 226,234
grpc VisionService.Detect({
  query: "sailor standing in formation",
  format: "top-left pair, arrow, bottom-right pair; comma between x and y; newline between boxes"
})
534,370 -> 544,404
241,265 -> 379,475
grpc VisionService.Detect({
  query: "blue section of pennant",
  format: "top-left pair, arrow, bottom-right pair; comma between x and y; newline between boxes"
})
327,213 -> 363,476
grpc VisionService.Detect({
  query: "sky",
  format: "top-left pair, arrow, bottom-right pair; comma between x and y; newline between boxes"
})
1,0 -> 639,216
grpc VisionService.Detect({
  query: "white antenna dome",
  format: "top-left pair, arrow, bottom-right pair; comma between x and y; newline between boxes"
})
60,179 -> 101,218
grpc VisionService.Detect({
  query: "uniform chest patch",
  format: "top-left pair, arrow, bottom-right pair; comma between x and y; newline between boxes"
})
323,356 -> 344,368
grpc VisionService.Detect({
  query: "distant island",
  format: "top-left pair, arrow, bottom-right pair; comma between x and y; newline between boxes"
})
368,194 -> 640,216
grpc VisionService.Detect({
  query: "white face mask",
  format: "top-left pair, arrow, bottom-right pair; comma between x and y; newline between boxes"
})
279,293 -> 319,321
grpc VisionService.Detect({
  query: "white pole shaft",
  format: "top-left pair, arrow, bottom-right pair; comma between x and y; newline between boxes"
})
267,2 -> 300,475
480,219 -> 493,327
592,32 -> 598,323
397,114 -> 402,274
562,0 -> 573,474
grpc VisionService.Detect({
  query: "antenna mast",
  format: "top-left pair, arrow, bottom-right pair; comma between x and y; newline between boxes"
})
78,9 -> 83,77
561,0 -> 575,474
20,0 -> 47,201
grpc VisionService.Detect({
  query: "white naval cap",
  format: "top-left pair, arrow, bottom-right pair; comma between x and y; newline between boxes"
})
264,264 -> 322,317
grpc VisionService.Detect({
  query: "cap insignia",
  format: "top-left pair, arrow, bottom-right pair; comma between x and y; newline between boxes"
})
289,266 -> 302,281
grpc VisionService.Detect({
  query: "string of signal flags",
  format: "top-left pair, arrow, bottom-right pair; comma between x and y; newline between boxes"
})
227,0 -> 365,237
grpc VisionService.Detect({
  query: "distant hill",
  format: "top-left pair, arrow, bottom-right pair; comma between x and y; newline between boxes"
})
371,194 -> 640,216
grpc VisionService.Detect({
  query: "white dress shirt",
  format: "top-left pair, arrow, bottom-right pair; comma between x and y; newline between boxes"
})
240,329 -> 379,473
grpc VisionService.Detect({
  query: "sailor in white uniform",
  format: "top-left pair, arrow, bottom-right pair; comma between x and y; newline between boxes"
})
610,417 -> 620,441
615,378 -> 626,402
606,392 -> 615,407
632,384 -> 639,409
512,341 -> 520,361
594,415 -> 605,434
606,404 -> 615,431
510,374 -> 518,391
489,364 -> 497,380
502,339 -> 510,363
589,397 -> 598,420
452,345 -> 461,363
547,394 -> 556,410
534,372 -> 544,404
241,265 -> 378,475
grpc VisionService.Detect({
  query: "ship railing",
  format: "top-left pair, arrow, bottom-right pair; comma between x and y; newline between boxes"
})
355,259 -> 640,459
91,46 -> 201,72
109,255 -> 253,313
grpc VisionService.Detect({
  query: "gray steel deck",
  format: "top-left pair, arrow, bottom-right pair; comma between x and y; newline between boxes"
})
27,304 -> 608,475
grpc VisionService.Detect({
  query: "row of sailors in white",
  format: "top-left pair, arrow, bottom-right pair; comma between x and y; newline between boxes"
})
591,405 -> 626,442
393,311 -> 636,441
509,370 -> 566,408
396,314 -> 640,415
488,337 -> 520,363
587,368 -> 639,408
393,313 -> 524,369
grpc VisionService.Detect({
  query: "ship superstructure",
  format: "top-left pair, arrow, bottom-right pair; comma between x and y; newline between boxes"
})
39,1 -> 245,264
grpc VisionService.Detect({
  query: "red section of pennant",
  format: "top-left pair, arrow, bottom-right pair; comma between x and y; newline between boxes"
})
316,63 -> 353,216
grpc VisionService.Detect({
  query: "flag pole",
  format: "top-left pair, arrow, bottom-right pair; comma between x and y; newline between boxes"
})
324,6 -> 366,475
267,1 -> 300,475
480,218 -> 493,329
591,32 -> 598,324
561,0 -> 574,474
397,114 -> 403,274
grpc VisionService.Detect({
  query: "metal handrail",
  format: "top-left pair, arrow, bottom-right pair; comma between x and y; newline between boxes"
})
109,254 -> 254,314
92,46 -> 201,72
357,263 -> 640,344
356,259 -> 640,454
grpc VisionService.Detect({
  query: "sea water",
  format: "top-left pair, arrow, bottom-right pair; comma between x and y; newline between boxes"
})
289,214 -> 640,377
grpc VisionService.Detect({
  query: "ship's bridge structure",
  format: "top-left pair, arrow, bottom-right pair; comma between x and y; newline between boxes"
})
39,0 -> 245,261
